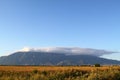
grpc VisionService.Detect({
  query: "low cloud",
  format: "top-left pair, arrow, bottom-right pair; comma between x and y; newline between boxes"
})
19,47 -> 117,57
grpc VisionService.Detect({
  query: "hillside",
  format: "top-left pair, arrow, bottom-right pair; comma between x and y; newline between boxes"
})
0,52 -> 120,65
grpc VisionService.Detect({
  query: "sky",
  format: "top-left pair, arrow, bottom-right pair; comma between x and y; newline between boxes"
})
0,0 -> 120,60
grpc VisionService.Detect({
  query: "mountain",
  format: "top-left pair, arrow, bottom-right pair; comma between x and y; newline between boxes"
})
0,51 -> 120,65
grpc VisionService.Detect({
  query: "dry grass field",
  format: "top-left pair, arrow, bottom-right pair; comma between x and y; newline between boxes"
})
0,66 -> 120,80
0,66 -> 119,71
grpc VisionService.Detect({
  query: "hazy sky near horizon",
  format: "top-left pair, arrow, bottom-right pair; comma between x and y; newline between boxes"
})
0,0 -> 120,60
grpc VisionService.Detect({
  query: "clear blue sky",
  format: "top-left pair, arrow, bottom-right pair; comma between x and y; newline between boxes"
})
0,0 -> 120,60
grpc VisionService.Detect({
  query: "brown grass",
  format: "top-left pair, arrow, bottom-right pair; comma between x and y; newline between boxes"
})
0,66 -> 120,80
0,66 -> 119,72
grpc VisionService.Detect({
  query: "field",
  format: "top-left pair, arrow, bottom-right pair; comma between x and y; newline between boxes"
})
0,66 -> 120,80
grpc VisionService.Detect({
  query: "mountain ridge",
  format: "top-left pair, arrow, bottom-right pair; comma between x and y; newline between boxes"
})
0,51 -> 120,65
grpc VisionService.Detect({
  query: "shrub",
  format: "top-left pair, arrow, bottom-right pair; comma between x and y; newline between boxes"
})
94,64 -> 100,67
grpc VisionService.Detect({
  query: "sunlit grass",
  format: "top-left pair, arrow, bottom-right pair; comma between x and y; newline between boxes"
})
0,66 -> 120,80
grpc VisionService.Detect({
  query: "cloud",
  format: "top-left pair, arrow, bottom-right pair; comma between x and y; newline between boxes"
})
18,47 -> 117,57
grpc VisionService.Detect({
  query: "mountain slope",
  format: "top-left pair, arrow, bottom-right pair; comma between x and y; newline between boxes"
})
0,52 -> 120,65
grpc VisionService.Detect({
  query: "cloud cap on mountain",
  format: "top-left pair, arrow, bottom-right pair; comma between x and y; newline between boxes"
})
19,47 -> 117,57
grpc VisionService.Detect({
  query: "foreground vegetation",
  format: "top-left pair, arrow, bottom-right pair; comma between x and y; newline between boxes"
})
0,66 -> 120,80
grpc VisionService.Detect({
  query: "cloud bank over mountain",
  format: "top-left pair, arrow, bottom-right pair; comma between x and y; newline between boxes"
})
18,47 -> 116,57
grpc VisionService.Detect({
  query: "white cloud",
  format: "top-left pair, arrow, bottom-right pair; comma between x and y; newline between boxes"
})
18,47 -> 117,57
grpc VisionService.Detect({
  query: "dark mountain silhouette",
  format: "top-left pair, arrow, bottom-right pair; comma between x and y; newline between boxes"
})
0,52 -> 120,65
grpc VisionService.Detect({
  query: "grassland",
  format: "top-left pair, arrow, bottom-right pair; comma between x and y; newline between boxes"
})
0,66 -> 120,80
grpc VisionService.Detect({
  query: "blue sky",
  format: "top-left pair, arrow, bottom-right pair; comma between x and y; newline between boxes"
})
0,0 -> 120,60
